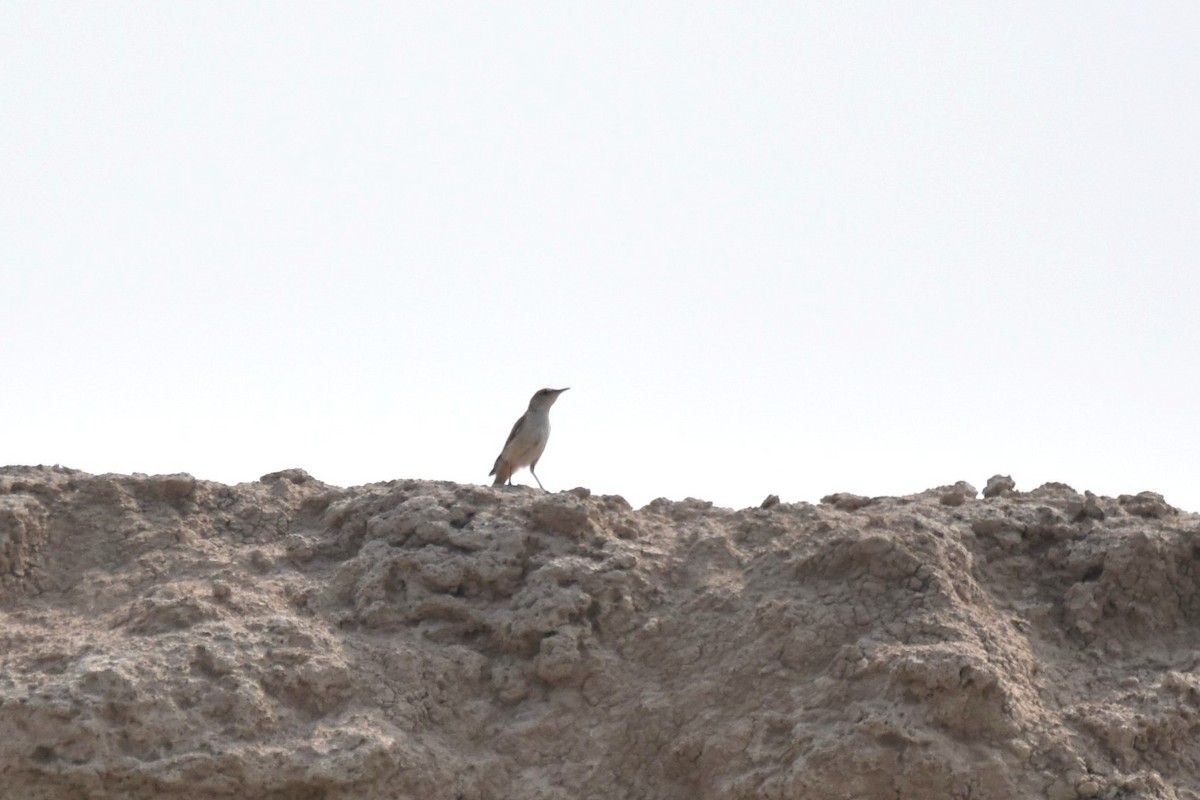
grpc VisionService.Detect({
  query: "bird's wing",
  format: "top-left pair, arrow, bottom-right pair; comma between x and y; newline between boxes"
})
489,414 -> 526,476
502,414 -> 526,449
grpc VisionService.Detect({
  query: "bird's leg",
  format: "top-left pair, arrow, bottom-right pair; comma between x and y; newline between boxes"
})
530,462 -> 546,491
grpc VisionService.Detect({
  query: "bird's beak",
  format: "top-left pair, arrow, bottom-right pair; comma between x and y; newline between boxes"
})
556,387 -> 570,393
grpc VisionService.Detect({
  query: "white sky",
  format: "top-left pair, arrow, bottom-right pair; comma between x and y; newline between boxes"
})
3,3 -> 1199,511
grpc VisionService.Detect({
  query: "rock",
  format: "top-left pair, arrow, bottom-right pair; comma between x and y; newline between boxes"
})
1118,491 -> 1175,519
528,493 -> 593,538
0,494 -> 48,583
820,492 -> 874,511
1065,491 -> 1106,521
260,467 -> 313,485
1,465 -> 1199,799
983,474 -> 1016,498
939,481 -> 977,506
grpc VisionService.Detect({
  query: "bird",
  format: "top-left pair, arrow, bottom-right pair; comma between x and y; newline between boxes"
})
489,387 -> 569,490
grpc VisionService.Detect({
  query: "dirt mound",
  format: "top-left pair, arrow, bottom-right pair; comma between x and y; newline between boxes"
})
2,466 -> 1199,799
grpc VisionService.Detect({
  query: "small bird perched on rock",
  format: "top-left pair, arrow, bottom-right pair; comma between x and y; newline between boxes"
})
490,387 -> 569,490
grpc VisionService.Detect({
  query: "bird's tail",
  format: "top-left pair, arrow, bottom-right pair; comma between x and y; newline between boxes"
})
490,458 -> 511,486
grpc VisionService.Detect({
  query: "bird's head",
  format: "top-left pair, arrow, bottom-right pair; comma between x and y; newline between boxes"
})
528,387 -> 569,410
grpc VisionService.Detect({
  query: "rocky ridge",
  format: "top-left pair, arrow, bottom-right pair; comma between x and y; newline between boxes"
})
1,466 -> 1199,799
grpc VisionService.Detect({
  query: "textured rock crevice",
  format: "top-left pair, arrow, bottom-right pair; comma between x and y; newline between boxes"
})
2,466 -> 1199,799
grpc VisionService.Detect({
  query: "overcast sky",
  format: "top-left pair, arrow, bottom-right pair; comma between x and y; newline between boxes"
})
3,3 -> 1198,511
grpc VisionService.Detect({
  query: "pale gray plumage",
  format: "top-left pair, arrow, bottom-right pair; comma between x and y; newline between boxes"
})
489,387 -> 569,490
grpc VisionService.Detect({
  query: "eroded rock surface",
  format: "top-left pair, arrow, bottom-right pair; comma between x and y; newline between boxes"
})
2,466 -> 1199,799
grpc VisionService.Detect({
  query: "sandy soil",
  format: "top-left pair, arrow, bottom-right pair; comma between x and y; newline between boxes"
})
2,466 -> 1198,799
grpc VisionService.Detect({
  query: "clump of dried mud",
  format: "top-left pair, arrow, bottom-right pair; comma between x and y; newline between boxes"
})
2,466 -> 1199,800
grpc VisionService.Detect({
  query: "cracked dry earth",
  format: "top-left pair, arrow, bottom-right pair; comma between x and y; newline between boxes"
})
2,466 -> 1200,799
